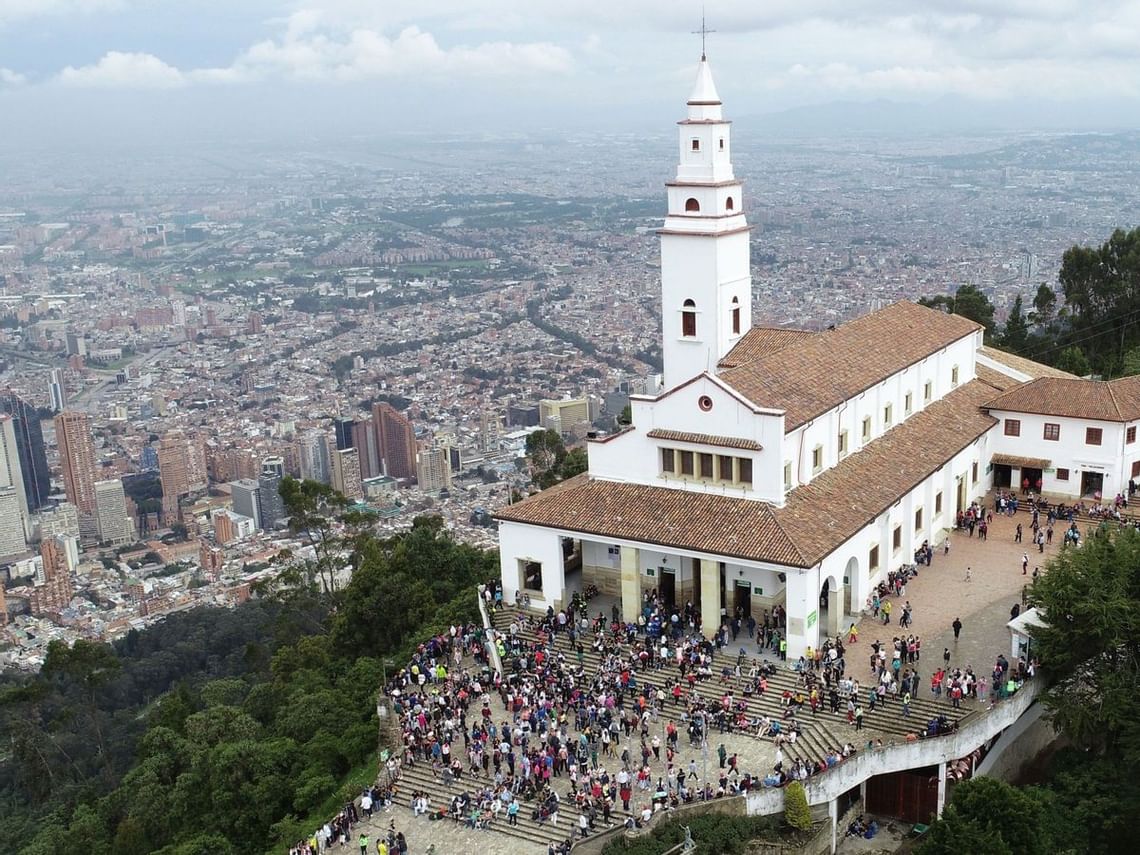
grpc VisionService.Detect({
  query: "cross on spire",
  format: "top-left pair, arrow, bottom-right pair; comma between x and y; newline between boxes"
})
692,9 -> 716,61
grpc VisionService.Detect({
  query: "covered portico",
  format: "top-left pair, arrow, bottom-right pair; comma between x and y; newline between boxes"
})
498,519 -> 789,635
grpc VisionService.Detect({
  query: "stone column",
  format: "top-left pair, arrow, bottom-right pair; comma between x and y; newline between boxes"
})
700,559 -> 720,636
827,583 -> 843,639
936,760 -> 947,818
620,546 -> 640,623
828,797 -> 838,854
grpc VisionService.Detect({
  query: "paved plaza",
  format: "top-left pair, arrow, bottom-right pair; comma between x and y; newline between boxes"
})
845,501 -> 1050,684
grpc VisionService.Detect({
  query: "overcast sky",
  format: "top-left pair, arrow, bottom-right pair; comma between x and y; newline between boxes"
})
3,0 -> 1140,147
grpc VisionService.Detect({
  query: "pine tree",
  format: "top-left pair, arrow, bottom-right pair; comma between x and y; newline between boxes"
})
783,780 -> 812,832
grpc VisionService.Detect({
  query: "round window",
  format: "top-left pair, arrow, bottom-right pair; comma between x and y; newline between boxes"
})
698,395 -> 713,412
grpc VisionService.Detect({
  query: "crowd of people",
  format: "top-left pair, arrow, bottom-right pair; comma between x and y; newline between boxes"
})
290,533 -> 1044,854
287,789 -> 407,855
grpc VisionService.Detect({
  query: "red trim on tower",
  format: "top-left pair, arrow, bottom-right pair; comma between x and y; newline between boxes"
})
666,179 -> 745,188
656,224 -> 754,237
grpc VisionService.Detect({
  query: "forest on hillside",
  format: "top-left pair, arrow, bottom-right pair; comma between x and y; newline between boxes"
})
0,480 -> 495,855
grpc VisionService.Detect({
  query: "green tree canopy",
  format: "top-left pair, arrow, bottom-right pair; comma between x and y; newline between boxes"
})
1030,526 -> 1140,764
918,777 -> 1049,855
524,428 -> 589,489
1000,295 -> 1030,354
1053,345 -> 1092,377
1058,226 -> 1140,375
919,284 -> 996,338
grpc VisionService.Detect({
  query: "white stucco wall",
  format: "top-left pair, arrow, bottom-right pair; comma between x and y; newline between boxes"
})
782,433 -> 990,657
988,409 -> 1134,498
498,521 -> 565,608
588,374 -> 786,504
783,334 -> 979,492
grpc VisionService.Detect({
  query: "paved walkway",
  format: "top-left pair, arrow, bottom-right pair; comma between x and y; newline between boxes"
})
846,506 -> 1049,686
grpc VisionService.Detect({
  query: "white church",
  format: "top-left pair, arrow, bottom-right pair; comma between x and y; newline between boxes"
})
496,55 -> 1140,659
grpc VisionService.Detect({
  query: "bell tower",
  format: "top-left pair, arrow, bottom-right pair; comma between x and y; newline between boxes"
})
659,55 -> 752,390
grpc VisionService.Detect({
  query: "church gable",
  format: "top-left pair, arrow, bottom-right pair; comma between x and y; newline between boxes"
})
632,372 -> 782,442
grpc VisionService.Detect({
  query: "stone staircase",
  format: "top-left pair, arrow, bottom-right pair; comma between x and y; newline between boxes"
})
396,756 -> 570,849
489,608 -> 977,767
381,606 -> 978,853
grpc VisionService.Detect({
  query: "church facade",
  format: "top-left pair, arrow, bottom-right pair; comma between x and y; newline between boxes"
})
495,57 -> 1140,660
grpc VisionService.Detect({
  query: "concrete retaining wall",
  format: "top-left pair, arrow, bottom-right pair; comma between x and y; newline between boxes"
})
747,681 -> 1040,816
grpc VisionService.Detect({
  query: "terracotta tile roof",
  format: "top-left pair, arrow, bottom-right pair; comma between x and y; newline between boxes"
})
984,377 -> 1140,422
1108,375 -> 1140,421
978,346 -> 1078,380
992,453 -> 1051,469
975,363 -> 1021,391
497,379 -> 1001,569
775,379 -> 1000,565
718,328 -> 817,369
719,301 -> 982,430
646,429 -> 762,451
494,474 -> 810,567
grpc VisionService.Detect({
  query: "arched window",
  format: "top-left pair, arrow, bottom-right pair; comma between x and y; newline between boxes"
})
725,196 -> 735,211
731,296 -> 741,334
682,299 -> 697,337
684,197 -> 700,213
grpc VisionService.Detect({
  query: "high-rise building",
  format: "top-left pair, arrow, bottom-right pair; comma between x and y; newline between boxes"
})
199,539 -> 224,579
0,415 -> 29,537
37,502 -> 80,539
54,411 -> 97,527
330,447 -> 364,501
334,418 -> 355,451
0,487 -> 27,558
30,535 -> 74,616
261,455 -> 285,478
213,510 -> 255,545
299,431 -> 330,483
157,433 -> 190,521
372,402 -> 417,481
48,368 -> 67,412
257,474 -> 286,529
186,436 -> 208,491
480,408 -> 502,453
0,393 -> 51,510
258,459 -> 287,529
539,397 -> 590,435
66,331 -> 87,357
416,446 -> 453,493
230,478 -> 262,529
94,479 -> 133,545
352,420 -> 381,479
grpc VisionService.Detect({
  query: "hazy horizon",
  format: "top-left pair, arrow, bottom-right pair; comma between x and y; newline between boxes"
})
3,1 -> 1140,150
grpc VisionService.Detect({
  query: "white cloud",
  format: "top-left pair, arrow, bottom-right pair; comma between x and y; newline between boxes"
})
48,22 -> 573,89
57,51 -> 186,89
215,24 -> 572,82
0,0 -> 123,26
0,67 -> 26,85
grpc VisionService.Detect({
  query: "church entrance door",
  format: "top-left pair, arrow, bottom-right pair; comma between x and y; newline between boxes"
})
659,568 -> 676,609
733,580 -> 751,619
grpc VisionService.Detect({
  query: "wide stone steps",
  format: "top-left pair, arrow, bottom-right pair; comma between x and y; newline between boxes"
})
398,749 -> 567,848
490,609 -> 975,767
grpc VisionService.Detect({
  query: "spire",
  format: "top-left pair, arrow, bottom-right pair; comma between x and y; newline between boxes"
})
687,58 -> 722,107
